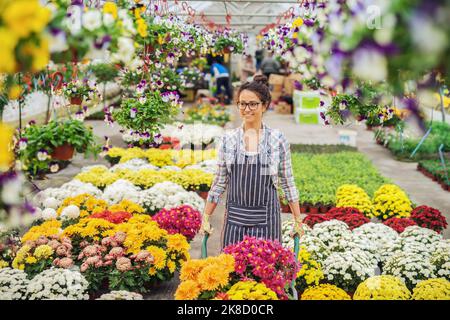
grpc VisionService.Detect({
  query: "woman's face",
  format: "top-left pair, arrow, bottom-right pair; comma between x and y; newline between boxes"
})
238,89 -> 267,125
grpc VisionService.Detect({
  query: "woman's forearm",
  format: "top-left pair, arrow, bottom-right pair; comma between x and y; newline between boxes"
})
288,201 -> 302,223
203,201 -> 218,217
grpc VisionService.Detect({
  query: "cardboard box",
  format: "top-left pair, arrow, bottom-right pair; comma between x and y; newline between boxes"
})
181,88 -> 195,102
275,102 -> 292,114
283,74 -> 302,96
268,74 -> 286,85
271,90 -> 283,101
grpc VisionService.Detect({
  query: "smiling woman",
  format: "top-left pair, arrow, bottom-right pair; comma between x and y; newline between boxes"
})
200,75 -> 304,248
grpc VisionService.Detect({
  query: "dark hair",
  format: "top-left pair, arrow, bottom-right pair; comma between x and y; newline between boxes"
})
237,75 -> 271,106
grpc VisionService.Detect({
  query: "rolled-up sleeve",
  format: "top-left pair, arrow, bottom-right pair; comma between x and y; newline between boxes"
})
207,135 -> 228,203
278,133 -> 299,203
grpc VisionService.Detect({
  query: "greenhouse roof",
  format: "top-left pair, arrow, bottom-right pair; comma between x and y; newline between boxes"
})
166,0 -> 301,34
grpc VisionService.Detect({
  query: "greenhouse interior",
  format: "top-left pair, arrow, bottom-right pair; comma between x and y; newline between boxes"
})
0,0 -> 450,302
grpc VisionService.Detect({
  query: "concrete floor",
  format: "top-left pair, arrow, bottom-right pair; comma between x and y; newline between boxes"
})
30,107 -> 450,299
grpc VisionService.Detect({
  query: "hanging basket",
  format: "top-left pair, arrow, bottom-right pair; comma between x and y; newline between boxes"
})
51,143 -> 75,161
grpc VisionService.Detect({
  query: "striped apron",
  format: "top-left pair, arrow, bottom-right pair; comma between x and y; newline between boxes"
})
221,139 -> 281,249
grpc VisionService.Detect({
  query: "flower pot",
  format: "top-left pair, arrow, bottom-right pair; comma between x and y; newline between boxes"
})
70,96 -> 83,105
51,144 -> 74,161
309,206 -> 319,214
319,205 -> 328,214
300,204 -> 309,214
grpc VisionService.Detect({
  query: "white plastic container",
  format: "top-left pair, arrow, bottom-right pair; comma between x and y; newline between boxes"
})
338,130 -> 358,146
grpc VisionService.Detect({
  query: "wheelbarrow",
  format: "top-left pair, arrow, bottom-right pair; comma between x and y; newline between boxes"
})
201,233 -> 301,300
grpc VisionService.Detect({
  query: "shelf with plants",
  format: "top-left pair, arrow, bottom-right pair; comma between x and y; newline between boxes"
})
290,152 -> 390,212
417,159 -> 450,191
374,121 -> 450,161
183,102 -> 231,127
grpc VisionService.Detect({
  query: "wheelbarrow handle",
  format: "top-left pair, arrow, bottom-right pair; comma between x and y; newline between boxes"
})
201,233 -> 210,259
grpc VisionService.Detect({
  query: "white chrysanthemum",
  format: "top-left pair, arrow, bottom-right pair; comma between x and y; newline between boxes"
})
60,205 -> 80,220
0,268 -> 30,300
96,291 -> 144,300
322,250 -> 376,292
382,251 -> 437,290
26,268 -> 89,300
312,220 -> 352,247
138,181 -> 204,213
110,158 -> 158,172
101,179 -> 141,205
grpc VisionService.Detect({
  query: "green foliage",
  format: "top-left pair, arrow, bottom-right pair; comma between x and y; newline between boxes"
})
88,63 -> 119,83
214,35 -> 245,54
290,144 -> 357,154
291,152 -> 390,206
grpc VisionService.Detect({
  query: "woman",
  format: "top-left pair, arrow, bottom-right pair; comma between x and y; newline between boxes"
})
201,75 -> 303,248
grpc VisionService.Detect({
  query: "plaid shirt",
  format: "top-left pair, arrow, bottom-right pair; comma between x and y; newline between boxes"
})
207,123 -> 299,204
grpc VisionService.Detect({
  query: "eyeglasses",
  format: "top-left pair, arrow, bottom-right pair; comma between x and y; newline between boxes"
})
237,101 -> 262,110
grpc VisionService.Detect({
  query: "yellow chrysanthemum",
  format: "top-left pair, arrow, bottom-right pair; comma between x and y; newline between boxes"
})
412,278 -> 450,300
25,256 -> 37,264
179,259 -> 207,282
336,184 -> 374,218
146,246 -> 167,270
301,284 -> 351,300
227,281 -> 278,300
0,260 -> 9,269
21,220 -> 62,243
175,280 -> 201,300
166,234 -> 190,253
62,218 -> 116,240
197,264 -> 230,291
354,275 -> 411,300
33,245 -> 54,260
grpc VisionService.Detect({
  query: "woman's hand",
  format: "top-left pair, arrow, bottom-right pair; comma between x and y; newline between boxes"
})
200,213 -> 214,235
292,218 -> 304,238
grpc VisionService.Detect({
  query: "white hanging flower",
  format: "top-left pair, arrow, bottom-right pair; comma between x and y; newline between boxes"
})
352,48 -> 387,82
82,10 -> 102,31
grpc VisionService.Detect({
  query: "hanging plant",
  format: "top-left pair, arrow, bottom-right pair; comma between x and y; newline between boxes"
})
113,89 -> 182,137
16,119 -> 100,178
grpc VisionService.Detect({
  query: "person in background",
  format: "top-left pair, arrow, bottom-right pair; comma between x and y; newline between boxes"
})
255,48 -> 264,70
240,55 -> 256,83
259,51 -> 281,79
211,58 -> 232,104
